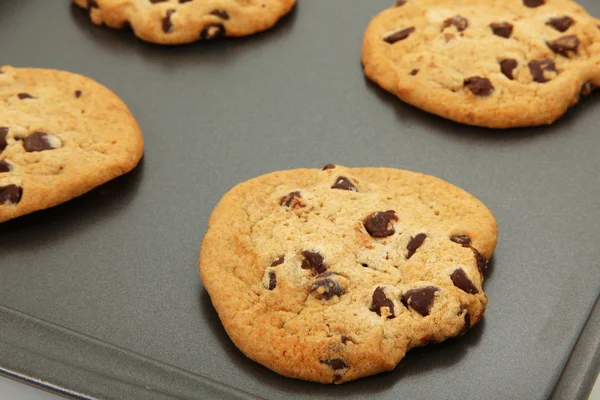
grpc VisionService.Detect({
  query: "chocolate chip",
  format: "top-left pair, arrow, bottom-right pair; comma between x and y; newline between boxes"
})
369,287 -> 395,318
0,184 -> 22,205
361,263 -> 369,268
17,93 -> 35,100
341,336 -> 349,344
528,59 -> 556,83
271,256 -> 285,267
280,191 -> 305,208
320,358 -> 348,370
580,81 -> 594,97
451,268 -> 479,294
310,272 -> 345,300
75,90 -> 82,98
464,77 -> 494,96
0,127 -> 8,152
459,309 -> 471,335
406,233 -> 426,259
364,210 -> 398,238
410,69 -> 419,76
162,9 -> 175,33
490,22 -> 513,38
0,161 -> 11,173
547,35 -> 579,57
331,176 -> 357,191
384,27 -> 415,44
322,164 -> 336,170
450,235 -> 472,247
523,0 -> 545,7
442,16 -> 468,32
301,251 -> 326,274
471,247 -> 487,276
179,0 -> 193,3
150,0 -> 168,3
395,0 -> 407,6
23,132 -> 60,152
546,16 -> 574,32
403,286 -> 439,316
268,272 -> 277,290
87,0 -> 98,9
500,59 -> 518,80
210,9 -> 230,20
200,23 -> 226,40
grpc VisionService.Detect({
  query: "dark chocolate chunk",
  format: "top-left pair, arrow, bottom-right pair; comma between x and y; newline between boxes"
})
464,77 -> 494,96
87,0 -> 98,9
162,9 -> 176,33
331,176 -> 357,191
490,22 -> 513,38
471,247 -> 487,276
395,0 -> 407,6
451,268 -> 479,294
301,251 -> 326,274
0,160 -> 11,173
547,35 -> 579,57
320,358 -> 348,370
0,127 -> 8,152
403,286 -> 439,316
364,210 -> 398,238
341,336 -> 349,344
442,16 -> 468,32
179,0 -> 193,3
0,184 -> 22,205
459,308 -> 471,335
384,27 -> 415,44
528,59 -> 557,83
280,191 -> 305,208
271,256 -> 285,267
500,59 -> 518,80
406,233 -> 426,259
410,69 -> 419,76
322,163 -> 336,170
17,93 -> 35,100
23,132 -> 58,152
369,287 -> 396,318
200,23 -> 226,40
150,0 -> 168,3
546,16 -> 574,32
310,272 -> 345,300
75,90 -> 82,98
523,0 -> 545,7
268,272 -> 277,290
210,9 -> 230,20
361,263 -> 369,268
450,235 -> 472,247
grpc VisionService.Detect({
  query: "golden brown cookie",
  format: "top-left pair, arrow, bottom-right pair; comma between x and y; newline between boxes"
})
73,0 -> 296,45
199,165 -> 498,383
0,66 -> 143,223
362,0 -> 600,128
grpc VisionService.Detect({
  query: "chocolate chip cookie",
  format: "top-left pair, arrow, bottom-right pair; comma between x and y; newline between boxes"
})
0,66 -> 143,223
199,165 -> 497,383
73,0 -> 296,45
362,0 -> 600,128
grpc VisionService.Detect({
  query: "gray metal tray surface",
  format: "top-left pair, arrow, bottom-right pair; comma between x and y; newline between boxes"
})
1,1 -> 599,399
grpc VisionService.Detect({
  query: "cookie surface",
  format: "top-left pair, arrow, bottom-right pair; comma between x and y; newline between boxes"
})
362,0 -> 600,128
199,165 -> 497,383
0,66 -> 143,223
73,0 -> 296,45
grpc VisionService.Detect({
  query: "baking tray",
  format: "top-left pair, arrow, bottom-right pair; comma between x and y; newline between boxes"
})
1,1 -> 599,399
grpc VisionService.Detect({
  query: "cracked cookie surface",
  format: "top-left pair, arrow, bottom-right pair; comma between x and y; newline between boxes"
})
199,165 -> 498,383
0,66 -> 143,223
73,0 -> 296,45
362,0 -> 600,128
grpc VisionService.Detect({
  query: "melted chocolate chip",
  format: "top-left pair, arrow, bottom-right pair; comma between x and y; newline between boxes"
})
322,163 -> 336,170
442,16 -> 468,32
369,287 -> 395,318
310,272 -> 345,300
163,9 -> 176,33
331,176 -> 357,191
451,268 -> 479,294
464,77 -> 494,96
0,127 -> 8,152
75,90 -> 82,98
547,35 -> 579,57
0,160 -> 11,173
200,23 -> 226,40
384,27 -> 415,44
546,16 -> 574,32
450,235 -> 472,247
280,191 -> 305,208
395,0 -> 407,6
320,358 -> 348,370
490,22 -> 513,38
406,233 -> 426,259
523,0 -> 545,7
410,69 -> 419,76
528,59 -> 556,83
210,9 -> 230,20
364,210 -> 398,238
271,256 -> 285,267
0,184 -> 22,205
471,247 -> 487,276
268,272 -> 277,290
301,251 -> 326,274
23,132 -> 59,152
500,59 -> 518,80
17,93 -> 34,100
403,286 -> 439,316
